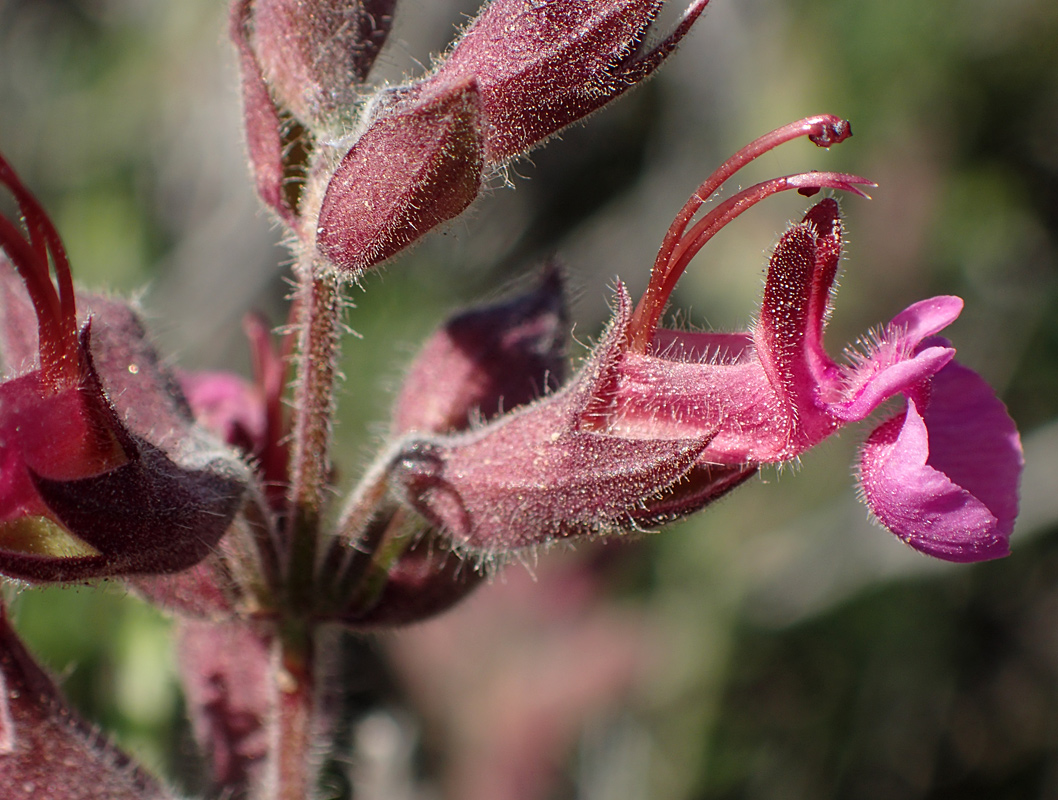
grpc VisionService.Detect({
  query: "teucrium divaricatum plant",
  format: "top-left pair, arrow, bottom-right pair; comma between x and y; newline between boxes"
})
0,2 -> 1023,798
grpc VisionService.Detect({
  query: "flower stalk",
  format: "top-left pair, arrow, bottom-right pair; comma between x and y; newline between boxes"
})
272,623 -> 315,800
285,265 -> 342,612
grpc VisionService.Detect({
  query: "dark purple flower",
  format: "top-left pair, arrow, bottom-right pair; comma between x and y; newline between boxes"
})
0,154 -> 248,582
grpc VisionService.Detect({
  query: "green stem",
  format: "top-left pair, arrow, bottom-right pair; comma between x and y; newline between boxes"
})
311,448 -> 396,613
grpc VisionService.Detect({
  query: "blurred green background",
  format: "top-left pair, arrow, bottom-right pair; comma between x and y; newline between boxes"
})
1,0 -> 1057,797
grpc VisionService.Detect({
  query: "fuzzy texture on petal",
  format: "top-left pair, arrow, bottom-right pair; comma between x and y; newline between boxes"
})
394,263 -> 568,435
608,202 -> 967,465
828,297 -> 963,422
250,0 -> 396,126
857,361 -> 1021,562
608,212 -> 847,462
0,269 -> 249,583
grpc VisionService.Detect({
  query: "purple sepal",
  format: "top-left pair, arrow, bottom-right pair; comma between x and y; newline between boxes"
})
316,80 -> 485,276
390,288 -> 716,556
0,279 -> 249,583
339,535 -> 485,628
430,0 -> 712,162
26,441 -> 245,581
394,263 -> 568,435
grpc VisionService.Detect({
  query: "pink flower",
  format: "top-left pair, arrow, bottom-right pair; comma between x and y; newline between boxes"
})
608,115 -> 1022,561
390,116 -> 1022,563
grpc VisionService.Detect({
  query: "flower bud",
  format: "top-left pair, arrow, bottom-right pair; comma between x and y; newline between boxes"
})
230,0 -> 293,224
0,605 -> 176,799
0,156 -> 248,583
428,0 -> 711,162
330,266 -> 567,626
316,79 -> 485,276
388,290 -> 717,557
251,0 -> 396,125
394,263 -> 567,434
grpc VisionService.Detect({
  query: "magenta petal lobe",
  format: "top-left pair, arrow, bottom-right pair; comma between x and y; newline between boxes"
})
831,345 -> 955,422
888,295 -> 964,342
913,360 -> 1022,538
857,361 -> 1021,563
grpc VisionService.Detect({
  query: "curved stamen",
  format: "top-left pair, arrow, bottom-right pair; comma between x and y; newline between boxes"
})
628,115 -> 870,353
0,216 -> 79,391
650,116 -> 852,287
629,171 -> 874,352
678,172 -> 872,285
0,154 -> 80,391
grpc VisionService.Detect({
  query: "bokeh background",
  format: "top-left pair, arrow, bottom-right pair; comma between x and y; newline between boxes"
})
2,0 -> 1058,797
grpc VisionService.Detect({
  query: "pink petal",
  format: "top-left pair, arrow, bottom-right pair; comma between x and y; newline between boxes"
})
829,296 -> 965,422
888,295 -> 964,341
180,369 -> 266,454
915,360 -> 1022,537
830,345 -> 955,422
857,361 -> 1021,562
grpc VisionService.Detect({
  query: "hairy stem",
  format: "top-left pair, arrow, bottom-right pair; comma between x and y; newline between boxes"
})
271,624 -> 316,800
286,264 -> 342,612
